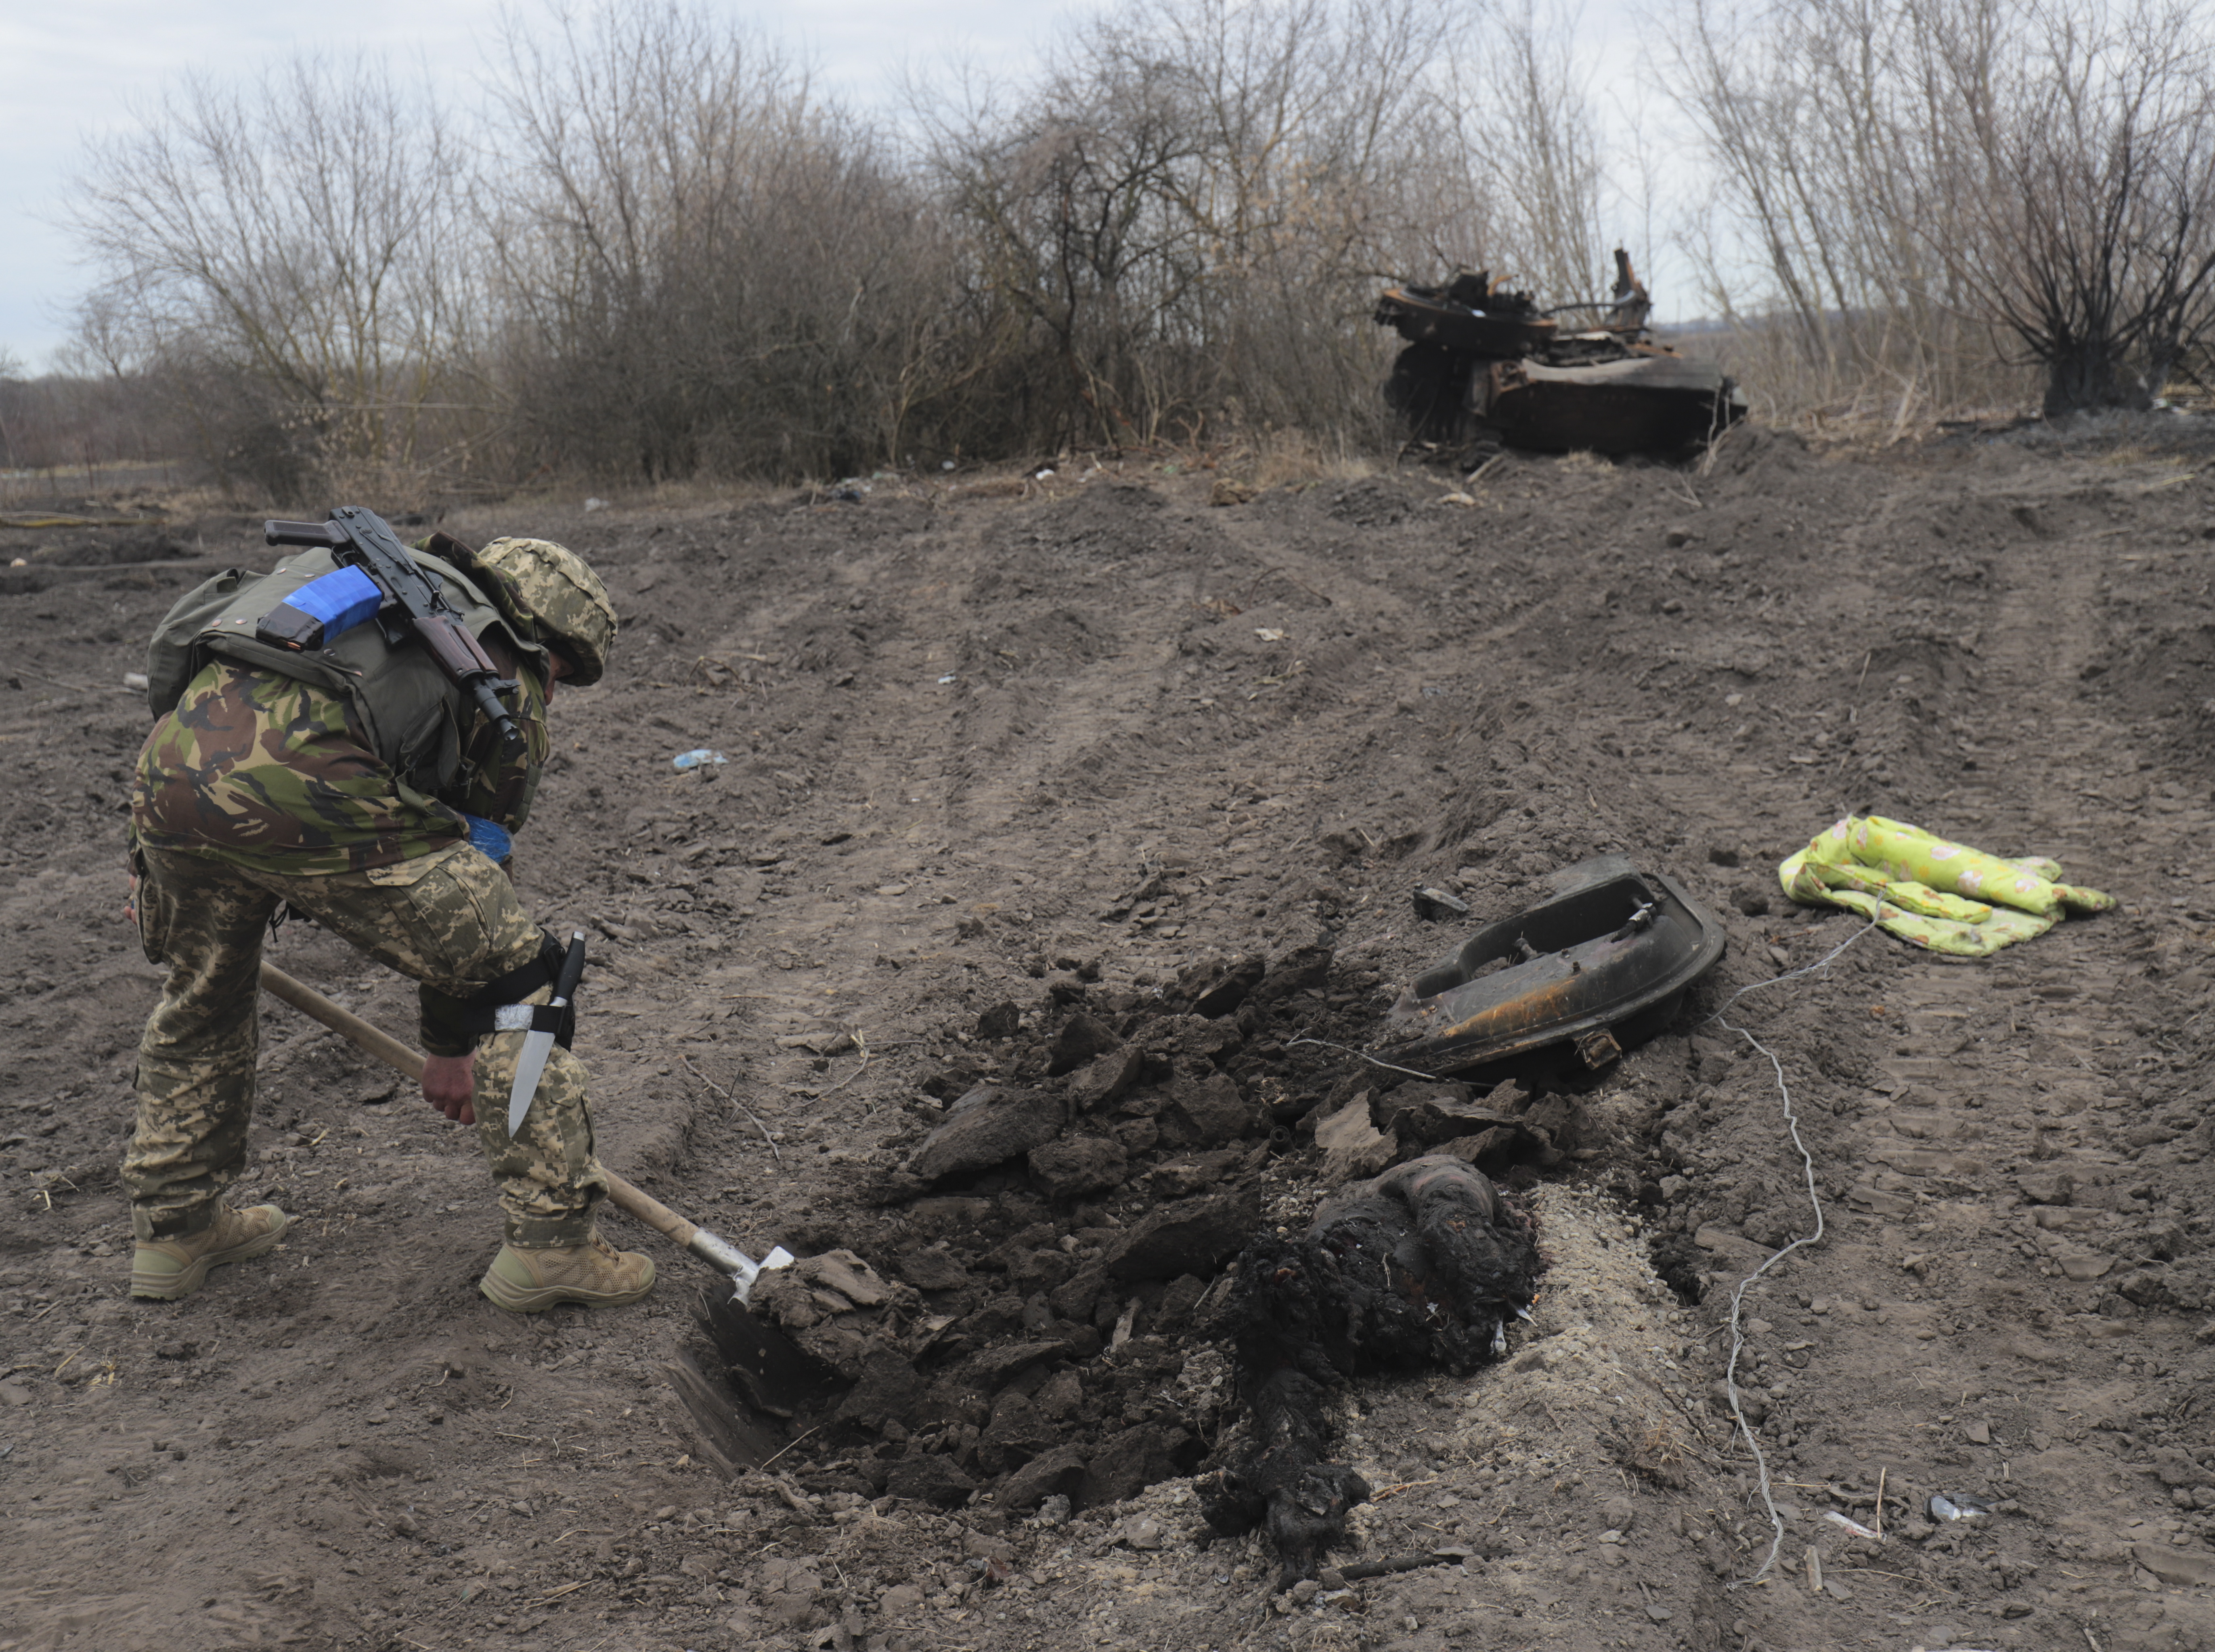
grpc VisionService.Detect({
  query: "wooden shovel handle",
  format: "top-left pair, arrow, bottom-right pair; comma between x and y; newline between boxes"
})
256,961 -> 683,1240
260,962 -> 425,1080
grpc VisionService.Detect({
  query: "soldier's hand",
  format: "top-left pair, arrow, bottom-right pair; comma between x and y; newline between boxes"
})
422,1053 -> 477,1124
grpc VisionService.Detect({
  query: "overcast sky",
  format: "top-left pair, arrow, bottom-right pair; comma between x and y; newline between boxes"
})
3,0 -> 1689,371
0,0 -> 1091,370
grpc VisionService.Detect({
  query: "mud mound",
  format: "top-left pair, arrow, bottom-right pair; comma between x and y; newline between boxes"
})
683,943 -> 1568,1541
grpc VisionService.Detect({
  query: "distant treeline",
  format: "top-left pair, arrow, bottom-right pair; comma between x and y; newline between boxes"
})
0,372 -> 168,489
40,0 -> 2215,501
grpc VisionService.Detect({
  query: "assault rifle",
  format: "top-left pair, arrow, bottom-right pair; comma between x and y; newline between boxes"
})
260,505 -> 523,754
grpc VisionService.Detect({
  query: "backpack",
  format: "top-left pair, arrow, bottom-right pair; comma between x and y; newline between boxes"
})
142,547 -> 545,800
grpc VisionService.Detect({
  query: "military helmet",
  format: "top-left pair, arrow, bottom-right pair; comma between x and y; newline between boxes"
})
475,537 -> 618,686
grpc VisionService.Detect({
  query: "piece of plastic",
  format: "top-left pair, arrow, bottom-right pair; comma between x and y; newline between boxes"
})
672,748 -> 727,770
1928,1492 -> 1994,1522
1411,885 -> 1472,920
256,564 -> 383,650
463,813 -> 513,862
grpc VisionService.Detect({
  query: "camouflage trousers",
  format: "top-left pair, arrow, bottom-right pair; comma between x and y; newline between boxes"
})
128,842 -> 606,1246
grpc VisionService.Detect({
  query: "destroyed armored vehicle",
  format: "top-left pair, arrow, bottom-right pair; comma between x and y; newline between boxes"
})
1375,252 -> 1746,456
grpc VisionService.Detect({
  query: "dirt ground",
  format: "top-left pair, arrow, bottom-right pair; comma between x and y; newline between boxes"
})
5,419 -> 2215,1652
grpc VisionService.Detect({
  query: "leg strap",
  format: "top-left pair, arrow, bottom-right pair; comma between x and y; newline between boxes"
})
453,930 -> 579,1047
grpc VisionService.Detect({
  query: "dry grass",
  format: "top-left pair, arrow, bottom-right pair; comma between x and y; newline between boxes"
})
1553,449 -> 1616,476
1249,429 -> 1380,489
1675,315 -> 2043,444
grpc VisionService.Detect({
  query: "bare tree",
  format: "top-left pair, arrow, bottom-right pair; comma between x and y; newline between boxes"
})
482,2 -> 965,480
1921,0 -> 2215,414
63,57 -> 479,499
50,0 -> 1670,484
1456,0 -> 1614,309
916,0 -> 1478,452
1658,0 -> 1992,419
1658,0 -> 2215,424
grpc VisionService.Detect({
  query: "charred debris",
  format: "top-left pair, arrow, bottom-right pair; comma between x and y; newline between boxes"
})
1202,1154 -> 1540,1584
1377,251 -> 1748,459
686,862 -> 1724,1584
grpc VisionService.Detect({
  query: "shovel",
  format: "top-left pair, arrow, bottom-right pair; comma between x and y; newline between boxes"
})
258,962 -> 794,1303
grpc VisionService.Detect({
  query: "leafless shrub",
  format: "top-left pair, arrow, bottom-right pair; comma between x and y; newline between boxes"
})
1922,0 -> 2215,415
1662,0 -> 2215,426
482,4 -> 968,481
916,0 -> 1488,454
1661,0 -> 1997,420
48,0 -> 1657,486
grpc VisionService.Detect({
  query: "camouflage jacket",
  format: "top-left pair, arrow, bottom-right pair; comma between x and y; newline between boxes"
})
132,643 -> 551,876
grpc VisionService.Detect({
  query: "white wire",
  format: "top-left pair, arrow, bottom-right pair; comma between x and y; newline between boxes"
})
1294,908 -> 1883,1586
1700,911 -> 1878,1587
1283,1037 -> 1440,1081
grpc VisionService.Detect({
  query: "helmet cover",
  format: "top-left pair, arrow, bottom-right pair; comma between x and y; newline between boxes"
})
474,537 -> 618,686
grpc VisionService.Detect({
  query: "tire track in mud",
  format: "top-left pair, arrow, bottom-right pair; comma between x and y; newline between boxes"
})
1620,453 -> 2215,1652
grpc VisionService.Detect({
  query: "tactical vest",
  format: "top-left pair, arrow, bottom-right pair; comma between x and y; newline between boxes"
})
143,547 -> 546,802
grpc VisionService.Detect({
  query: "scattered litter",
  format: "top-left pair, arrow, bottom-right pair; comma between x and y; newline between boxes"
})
1410,884 -> 1471,920
1780,814 -> 2113,956
1928,1491 -> 1995,1523
584,497 -> 609,512
941,460 -> 956,471
830,487 -> 864,503
122,671 -> 149,692
937,674 -> 956,685
672,748 -> 727,770
1034,468 -> 1056,480
1254,627 -> 1288,642
1438,491 -> 1476,506
1823,1510 -> 1880,1541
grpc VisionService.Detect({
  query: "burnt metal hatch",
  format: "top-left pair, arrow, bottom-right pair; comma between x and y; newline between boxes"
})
1383,853 -> 1726,1076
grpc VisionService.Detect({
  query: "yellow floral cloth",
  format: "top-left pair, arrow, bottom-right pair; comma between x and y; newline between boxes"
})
1778,814 -> 2115,957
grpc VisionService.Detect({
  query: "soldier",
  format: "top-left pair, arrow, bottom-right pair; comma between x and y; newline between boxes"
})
123,530 -> 654,1313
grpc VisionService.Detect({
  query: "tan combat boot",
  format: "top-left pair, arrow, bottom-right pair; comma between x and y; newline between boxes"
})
130,1203 -> 290,1300
478,1228 -> 655,1313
